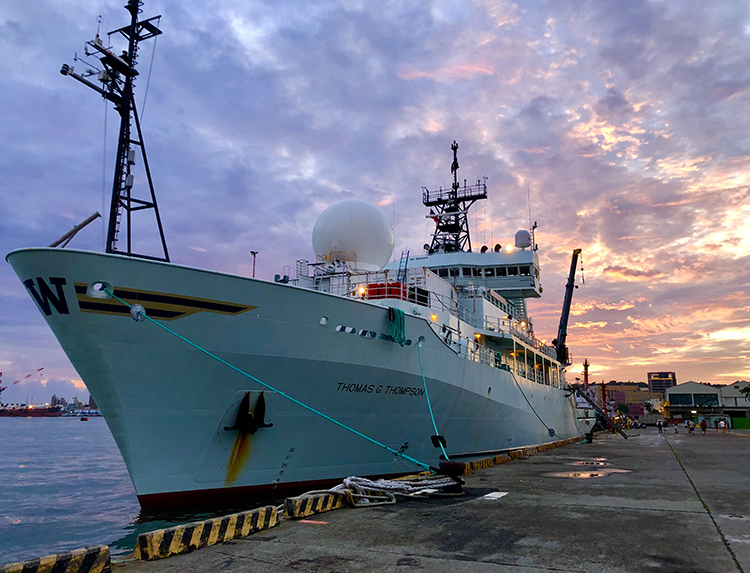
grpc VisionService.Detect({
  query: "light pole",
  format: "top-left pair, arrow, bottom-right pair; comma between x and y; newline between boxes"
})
250,251 -> 258,278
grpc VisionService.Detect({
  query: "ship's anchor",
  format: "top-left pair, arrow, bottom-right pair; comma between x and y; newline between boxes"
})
224,391 -> 273,435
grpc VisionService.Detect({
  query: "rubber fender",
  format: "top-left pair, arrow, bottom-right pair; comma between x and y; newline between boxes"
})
437,460 -> 465,477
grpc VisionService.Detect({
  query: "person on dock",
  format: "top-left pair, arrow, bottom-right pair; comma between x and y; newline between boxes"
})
656,420 -> 663,434
720,419 -> 727,434
700,420 -> 707,435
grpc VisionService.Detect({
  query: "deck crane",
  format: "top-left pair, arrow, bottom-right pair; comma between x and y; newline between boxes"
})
553,249 -> 582,366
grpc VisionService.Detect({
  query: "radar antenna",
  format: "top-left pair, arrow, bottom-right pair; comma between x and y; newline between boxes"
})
422,141 -> 487,253
60,0 -> 169,261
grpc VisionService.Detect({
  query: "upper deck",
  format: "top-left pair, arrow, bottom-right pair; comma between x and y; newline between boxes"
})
383,250 -> 541,300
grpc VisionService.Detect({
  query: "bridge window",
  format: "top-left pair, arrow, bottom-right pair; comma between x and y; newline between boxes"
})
507,267 -> 519,276
520,266 -> 531,276
438,268 -> 449,278
473,267 -> 482,277
496,267 -> 507,277
449,268 -> 459,277
485,268 -> 495,277
462,267 -> 472,277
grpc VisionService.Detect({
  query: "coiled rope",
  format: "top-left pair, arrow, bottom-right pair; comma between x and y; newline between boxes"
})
299,474 -> 461,510
104,288 -> 434,473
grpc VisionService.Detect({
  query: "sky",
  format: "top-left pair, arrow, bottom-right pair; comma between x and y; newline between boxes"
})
1,0 -> 749,403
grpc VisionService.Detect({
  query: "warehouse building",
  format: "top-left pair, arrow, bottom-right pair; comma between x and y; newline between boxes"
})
665,381 -> 750,428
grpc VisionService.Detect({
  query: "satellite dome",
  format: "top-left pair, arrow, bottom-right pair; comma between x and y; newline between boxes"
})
312,199 -> 394,271
515,229 -> 532,249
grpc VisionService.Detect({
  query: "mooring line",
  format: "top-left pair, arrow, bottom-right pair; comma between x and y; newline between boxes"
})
509,370 -> 564,441
416,343 -> 449,460
104,288 -> 434,473
663,434 -> 744,573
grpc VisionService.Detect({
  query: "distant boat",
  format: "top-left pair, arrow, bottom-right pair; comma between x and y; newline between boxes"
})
80,416 -> 89,421
0,406 -> 64,418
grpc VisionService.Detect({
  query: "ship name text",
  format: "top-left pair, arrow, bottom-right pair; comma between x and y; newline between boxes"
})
336,382 -> 425,397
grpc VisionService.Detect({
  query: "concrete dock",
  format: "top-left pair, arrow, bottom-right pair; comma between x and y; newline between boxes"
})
116,429 -> 750,572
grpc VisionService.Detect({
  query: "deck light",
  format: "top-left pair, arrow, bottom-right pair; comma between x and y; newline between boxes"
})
358,286 -> 366,297
431,313 -> 438,322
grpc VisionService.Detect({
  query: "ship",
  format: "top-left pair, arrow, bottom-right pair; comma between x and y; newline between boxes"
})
6,2 -> 587,510
0,404 -> 64,418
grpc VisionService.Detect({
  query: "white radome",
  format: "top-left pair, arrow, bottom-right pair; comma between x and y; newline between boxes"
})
312,199 -> 394,271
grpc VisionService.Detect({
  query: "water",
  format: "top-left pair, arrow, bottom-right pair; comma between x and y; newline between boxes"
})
0,417 -> 229,565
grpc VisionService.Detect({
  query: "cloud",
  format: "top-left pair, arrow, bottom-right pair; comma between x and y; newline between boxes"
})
1,377 -> 87,406
2,0 -> 750,390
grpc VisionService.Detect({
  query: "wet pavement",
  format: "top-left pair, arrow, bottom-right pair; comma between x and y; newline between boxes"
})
116,429 -> 750,572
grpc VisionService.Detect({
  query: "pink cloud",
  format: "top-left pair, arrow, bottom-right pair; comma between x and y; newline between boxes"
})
397,62 -> 495,81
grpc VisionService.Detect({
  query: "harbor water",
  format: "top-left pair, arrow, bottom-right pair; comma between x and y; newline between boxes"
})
0,417 -> 254,564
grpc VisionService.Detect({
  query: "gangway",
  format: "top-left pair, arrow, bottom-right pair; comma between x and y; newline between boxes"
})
568,384 -> 628,439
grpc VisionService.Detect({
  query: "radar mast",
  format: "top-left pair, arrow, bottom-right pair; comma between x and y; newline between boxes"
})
60,0 -> 169,261
422,141 -> 487,253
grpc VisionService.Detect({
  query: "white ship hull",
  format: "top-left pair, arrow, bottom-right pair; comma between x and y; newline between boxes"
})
8,248 -> 583,509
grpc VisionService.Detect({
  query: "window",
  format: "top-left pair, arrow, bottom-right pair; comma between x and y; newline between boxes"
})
496,267 -> 507,277
438,268 -> 448,278
669,393 -> 692,406
520,266 -> 531,276
449,268 -> 459,277
507,267 -> 519,276
473,267 -> 482,277
693,394 -> 719,407
462,267 -> 473,277
485,268 -> 495,277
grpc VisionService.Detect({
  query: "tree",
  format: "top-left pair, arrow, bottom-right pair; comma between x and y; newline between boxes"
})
616,403 -> 630,415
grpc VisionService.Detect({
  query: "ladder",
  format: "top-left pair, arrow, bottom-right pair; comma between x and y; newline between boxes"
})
569,385 -> 628,439
396,250 -> 409,283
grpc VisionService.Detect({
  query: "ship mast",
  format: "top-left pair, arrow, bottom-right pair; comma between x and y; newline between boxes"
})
422,141 -> 487,253
60,0 -> 169,261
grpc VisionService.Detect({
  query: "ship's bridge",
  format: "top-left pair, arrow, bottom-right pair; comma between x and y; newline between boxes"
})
383,249 -> 541,300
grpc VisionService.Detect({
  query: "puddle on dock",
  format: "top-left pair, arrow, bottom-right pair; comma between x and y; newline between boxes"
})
570,460 -> 609,467
544,468 -> 631,479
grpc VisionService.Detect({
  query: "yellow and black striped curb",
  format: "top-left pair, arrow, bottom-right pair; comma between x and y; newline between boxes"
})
459,436 -> 583,476
0,545 -> 110,573
134,505 -> 278,561
285,492 -> 345,519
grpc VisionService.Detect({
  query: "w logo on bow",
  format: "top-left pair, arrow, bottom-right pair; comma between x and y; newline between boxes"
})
23,277 -> 70,316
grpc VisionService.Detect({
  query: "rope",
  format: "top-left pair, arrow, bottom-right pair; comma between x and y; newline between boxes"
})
140,17 -> 160,121
509,370 -> 564,441
388,307 -> 406,346
416,343 -> 449,460
308,474 -> 460,508
104,288 -> 433,473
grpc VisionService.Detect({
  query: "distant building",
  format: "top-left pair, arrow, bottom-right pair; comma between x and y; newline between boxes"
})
648,372 -> 677,394
665,381 -> 750,428
598,383 -> 661,419
50,394 -> 67,407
